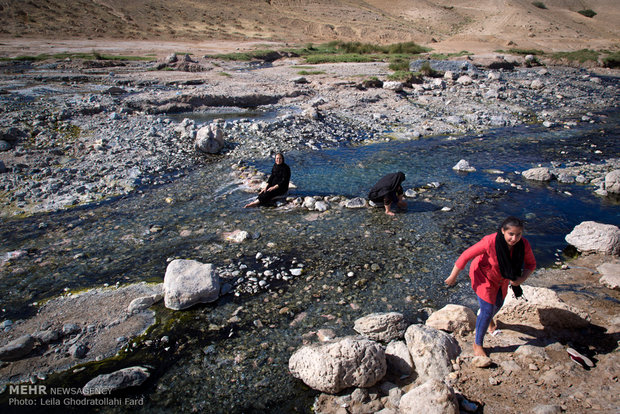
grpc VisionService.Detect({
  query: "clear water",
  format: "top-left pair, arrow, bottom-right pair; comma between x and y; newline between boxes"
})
0,111 -> 619,413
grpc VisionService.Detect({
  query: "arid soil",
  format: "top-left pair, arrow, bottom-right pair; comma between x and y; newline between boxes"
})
0,1 -> 618,413
1,0 -> 620,58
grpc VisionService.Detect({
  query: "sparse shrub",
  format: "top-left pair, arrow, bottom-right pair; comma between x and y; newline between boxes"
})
577,9 -> 596,18
551,49 -> 600,63
602,51 -> 620,68
387,71 -> 423,84
297,70 -> 325,75
388,58 -> 410,72
386,42 -> 430,55
500,48 -> 545,56
418,61 -> 443,78
532,2 -> 547,9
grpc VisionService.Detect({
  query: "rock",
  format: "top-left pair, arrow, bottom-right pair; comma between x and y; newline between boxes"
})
128,293 -> 163,313
383,81 -> 404,91
292,76 -> 308,84
522,167 -> 553,181
472,356 -> 493,368
604,169 -> 620,194
288,336 -> 386,394
452,159 -> 476,172
69,342 -> 89,359
32,329 -> 61,344
557,173 -> 575,184
82,366 -> 150,396
222,229 -> 250,243
488,71 -> 502,81
314,200 -> 329,212
302,197 -> 316,210
0,160 -> 6,173
353,312 -> 407,342
444,71 -> 455,80
0,140 -> 11,151
565,221 -> 620,255
456,75 -> 473,86
345,197 -> 367,208
432,78 -> 446,89
597,262 -> 620,290
530,79 -> 544,89
163,259 -> 220,310
399,379 -> 459,414
63,323 -> 81,335
165,53 -> 178,64
426,304 -> 476,335
385,340 -> 413,377
514,344 -> 548,365
532,404 -> 562,414
195,123 -> 225,154
404,324 -> 461,381
0,335 -> 36,361
497,285 -> 591,329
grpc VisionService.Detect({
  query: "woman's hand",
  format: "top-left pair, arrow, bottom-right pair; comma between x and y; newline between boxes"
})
445,265 -> 461,287
444,274 -> 457,286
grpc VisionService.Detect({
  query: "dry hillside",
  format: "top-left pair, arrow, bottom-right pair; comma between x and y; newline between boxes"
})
0,0 -> 619,53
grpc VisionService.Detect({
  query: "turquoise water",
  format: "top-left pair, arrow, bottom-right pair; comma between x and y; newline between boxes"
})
0,111 -> 619,413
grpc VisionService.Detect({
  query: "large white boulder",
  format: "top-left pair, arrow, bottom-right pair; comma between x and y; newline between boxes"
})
426,304 -> 476,335
497,285 -> 590,329
522,167 -> 553,181
385,340 -> 414,377
163,259 -> 220,310
399,379 -> 459,414
195,123 -> 225,154
404,324 -> 460,381
452,159 -> 476,172
598,262 -> 620,290
565,221 -> 620,255
288,336 -> 386,394
353,312 -> 407,342
604,169 -> 620,194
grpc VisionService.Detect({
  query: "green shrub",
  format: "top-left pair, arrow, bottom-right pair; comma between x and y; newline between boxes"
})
498,48 -> 545,56
304,54 -> 375,64
577,9 -> 596,18
551,49 -> 600,63
297,70 -> 325,75
602,51 -> 620,68
388,58 -> 410,72
387,71 -> 423,84
386,42 -> 430,55
417,61 -> 443,77
532,2 -> 547,9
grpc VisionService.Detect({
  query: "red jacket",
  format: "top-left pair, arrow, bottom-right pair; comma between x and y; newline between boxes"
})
455,233 -> 536,303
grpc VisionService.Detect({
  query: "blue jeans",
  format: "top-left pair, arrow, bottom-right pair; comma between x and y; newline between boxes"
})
475,289 -> 505,346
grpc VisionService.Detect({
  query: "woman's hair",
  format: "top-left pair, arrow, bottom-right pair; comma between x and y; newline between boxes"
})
500,216 -> 524,231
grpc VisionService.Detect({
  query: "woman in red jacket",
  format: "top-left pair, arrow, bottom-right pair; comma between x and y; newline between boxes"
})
445,217 -> 536,357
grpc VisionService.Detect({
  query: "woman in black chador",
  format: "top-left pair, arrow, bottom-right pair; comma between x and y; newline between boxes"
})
368,171 -> 407,215
244,153 -> 291,208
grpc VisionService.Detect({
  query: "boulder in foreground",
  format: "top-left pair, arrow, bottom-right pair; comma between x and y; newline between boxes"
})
163,259 -> 220,310
82,366 -> 150,396
565,221 -> 620,255
288,336 -> 386,394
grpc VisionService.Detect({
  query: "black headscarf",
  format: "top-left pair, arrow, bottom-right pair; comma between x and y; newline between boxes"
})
495,230 -> 525,281
368,171 -> 406,202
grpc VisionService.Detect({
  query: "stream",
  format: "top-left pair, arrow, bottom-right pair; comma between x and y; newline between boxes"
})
1,111 -> 619,413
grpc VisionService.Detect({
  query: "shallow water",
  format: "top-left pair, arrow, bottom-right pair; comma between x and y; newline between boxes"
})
1,111 -> 619,413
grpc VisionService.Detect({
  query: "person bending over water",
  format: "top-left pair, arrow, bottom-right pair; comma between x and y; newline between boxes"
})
244,153 -> 291,208
444,216 -> 536,357
368,171 -> 407,216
